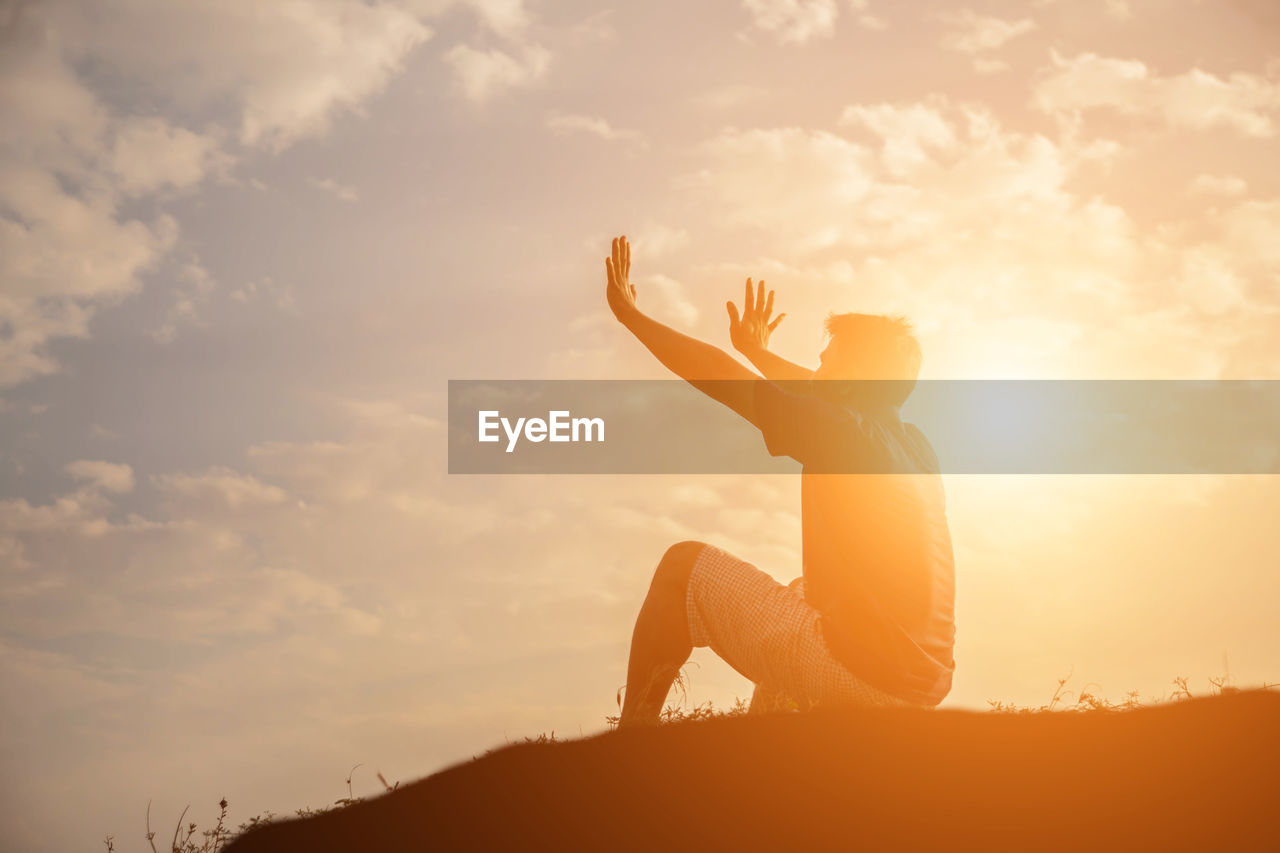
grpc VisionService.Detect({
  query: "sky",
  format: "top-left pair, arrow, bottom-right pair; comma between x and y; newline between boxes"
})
1,0 -> 1279,849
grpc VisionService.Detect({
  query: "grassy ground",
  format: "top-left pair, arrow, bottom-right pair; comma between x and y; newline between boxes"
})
107,673 -> 1269,853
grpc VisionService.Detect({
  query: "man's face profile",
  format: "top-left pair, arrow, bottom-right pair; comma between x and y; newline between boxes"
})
813,336 -> 852,382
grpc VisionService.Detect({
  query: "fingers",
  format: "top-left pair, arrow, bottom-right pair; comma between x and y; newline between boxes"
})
610,235 -> 631,283
608,236 -> 636,309
744,278 -> 754,313
763,286 -> 774,319
757,279 -> 766,315
768,313 -> 786,331
726,301 -> 741,326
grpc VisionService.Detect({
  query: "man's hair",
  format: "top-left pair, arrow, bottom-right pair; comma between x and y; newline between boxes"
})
823,313 -> 922,406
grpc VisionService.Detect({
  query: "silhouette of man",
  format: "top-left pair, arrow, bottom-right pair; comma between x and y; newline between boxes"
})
605,236 -> 955,725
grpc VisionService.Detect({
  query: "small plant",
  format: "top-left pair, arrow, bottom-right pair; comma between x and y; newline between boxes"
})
133,797 -> 233,853
986,671 -> 1274,714
117,767 -> 400,853
605,664 -> 752,729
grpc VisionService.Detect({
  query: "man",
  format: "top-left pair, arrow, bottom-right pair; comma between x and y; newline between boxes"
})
604,235 -> 955,726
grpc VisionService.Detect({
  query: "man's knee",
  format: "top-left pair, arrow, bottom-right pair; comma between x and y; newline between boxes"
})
650,540 -> 706,595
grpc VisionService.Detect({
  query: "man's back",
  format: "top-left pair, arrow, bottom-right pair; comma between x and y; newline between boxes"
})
753,384 -> 956,706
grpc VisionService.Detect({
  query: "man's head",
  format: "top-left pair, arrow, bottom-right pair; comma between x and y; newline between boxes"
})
813,313 -> 922,407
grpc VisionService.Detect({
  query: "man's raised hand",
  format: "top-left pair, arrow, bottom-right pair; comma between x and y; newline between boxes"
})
726,278 -> 785,356
605,235 -> 639,323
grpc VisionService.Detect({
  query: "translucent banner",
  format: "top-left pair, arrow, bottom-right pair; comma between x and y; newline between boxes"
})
447,380 -> 1280,475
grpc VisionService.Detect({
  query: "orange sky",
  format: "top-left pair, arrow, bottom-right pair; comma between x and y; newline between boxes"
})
1,1 -> 1278,851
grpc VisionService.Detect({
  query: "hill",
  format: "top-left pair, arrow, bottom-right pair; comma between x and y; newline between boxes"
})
226,690 -> 1279,852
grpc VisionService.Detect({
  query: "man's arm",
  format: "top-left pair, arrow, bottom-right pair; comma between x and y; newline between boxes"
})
726,279 -> 814,382
606,235 -> 757,420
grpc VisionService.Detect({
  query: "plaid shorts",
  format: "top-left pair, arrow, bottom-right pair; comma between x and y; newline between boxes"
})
685,544 -> 922,712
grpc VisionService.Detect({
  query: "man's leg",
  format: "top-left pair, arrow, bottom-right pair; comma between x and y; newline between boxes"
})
747,578 -> 808,714
619,540 -> 705,728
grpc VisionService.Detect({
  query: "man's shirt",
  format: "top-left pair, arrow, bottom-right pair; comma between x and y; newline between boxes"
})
752,380 -> 956,706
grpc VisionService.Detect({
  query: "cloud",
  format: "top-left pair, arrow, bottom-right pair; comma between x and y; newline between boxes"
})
444,43 -> 551,103
566,8 -> 616,43
691,126 -> 874,253
847,0 -> 888,31
545,112 -> 645,147
1034,52 -> 1280,137
328,396 -> 441,431
462,0 -> 531,40
238,567 -> 383,636
630,224 -> 691,259
1,451 -> 389,688
155,467 -> 289,510
691,84 -> 772,112
695,104 -> 1072,258
152,260 -> 216,344
42,0 -> 434,153
939,10 -> 1035,54
1178,200 -> 1280,320
1188,175 -> 1248,197
438,0 -> 556,103
0,484 -> 124,538
1031,0 -> 1132,18
742,0 -> 839,44
0,0 -> 435,387
0,9 -> 177,385
0,167 -> 178,384
1,398 -> 709,664
111,117 -> 228,196
839,100 -> 956,176
686,97 -> 1280,378
1103,0 -> 1133,20
308,176 -> 360,202
641,274 -> 700,327
228,275 -> 294,312
64,460 -> 135,494
936,9 -> 1033,73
